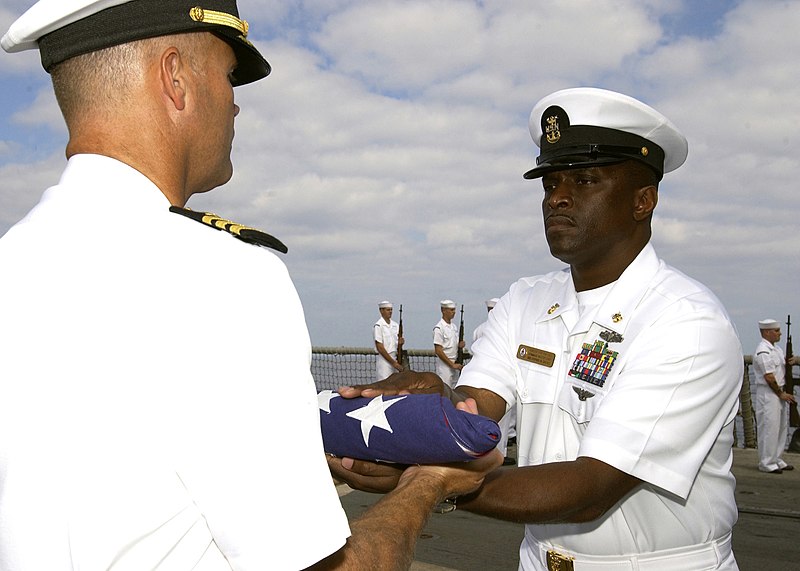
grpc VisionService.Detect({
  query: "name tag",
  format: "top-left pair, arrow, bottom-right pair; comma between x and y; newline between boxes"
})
517,344 -> 555,368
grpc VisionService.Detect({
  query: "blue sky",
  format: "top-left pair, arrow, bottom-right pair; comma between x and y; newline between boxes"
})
1,0 -> 799,356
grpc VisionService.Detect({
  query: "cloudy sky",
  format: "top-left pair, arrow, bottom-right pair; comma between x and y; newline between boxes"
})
1,0 -> 798,356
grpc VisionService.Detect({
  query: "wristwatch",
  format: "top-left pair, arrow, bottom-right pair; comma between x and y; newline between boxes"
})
432,497 -> 458,513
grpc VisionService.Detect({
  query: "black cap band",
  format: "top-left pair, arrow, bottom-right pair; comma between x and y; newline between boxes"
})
38,0 -> 270,86
524,105 -> 666,180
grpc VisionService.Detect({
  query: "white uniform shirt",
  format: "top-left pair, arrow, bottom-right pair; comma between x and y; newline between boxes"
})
473,320 -> 488,343
374,318 -> 400,380
473,318 -> 515,455
753,338 -> 786,387
433,318 -> 459,360
374,318 -> 399,356
0,155 -> 350,570
460,244 -> 742,561
434,318 -> 460,386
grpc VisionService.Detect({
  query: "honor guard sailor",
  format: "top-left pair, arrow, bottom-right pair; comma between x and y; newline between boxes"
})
433,299 -> 464,388
0,2 -> 501,569
373,300 -> 403,380
337,87 -> 744,570
752,318 -> 797,474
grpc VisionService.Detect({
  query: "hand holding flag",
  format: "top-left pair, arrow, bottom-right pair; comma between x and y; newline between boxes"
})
318,390 -> 501,464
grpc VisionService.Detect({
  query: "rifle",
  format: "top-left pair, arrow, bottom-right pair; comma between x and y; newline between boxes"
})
397,304 -> 409,370
455,304 -> 465,365
787,315 -> 799,427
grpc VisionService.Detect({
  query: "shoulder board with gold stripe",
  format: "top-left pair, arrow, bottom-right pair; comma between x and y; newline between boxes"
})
169,206 -> 288,254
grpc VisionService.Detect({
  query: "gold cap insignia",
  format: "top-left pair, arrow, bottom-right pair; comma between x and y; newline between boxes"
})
190,6 -> 249,37
545,115 -> 561,144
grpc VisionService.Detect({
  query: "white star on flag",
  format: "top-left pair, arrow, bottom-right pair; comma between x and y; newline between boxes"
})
346,395 -> 407,447
317,389 -> 340,413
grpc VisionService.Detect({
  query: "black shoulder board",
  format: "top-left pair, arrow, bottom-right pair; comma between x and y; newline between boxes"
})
169,206 -> 288,254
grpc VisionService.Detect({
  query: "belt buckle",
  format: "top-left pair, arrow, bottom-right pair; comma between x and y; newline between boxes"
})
546,550 -> 575,571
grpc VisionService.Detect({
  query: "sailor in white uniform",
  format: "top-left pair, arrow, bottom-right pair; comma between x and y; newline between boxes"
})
374,300 -> 402,380
341,87 -> 744,571
752,318 -> 797,473
434,299 -> 463,387
0,2 -> 501,568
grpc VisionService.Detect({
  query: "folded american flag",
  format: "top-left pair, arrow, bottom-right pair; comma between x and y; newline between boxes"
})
318,390 -> 501,464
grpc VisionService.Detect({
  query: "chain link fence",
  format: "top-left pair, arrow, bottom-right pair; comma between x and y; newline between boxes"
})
312,348 -> 797,450
311,347 -> 445,391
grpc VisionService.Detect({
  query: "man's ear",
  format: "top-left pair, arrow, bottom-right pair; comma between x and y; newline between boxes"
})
633,185 -> 658,221
159,47 -> 188,111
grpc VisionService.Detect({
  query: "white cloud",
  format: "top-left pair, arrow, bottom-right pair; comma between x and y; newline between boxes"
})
0,0 -> 797,354
315,0 -> 486,92
10,84 -> 63,130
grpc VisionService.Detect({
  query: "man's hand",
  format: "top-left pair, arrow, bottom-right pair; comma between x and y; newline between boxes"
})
327,455 -> 406,494
338,370 -> 446,399
328,446 -> 503,498
402,448 -> 504,500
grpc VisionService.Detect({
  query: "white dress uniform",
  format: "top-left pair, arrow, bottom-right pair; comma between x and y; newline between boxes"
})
433,318 -> 460,387
0,155 -> 350,570
374,318 -> 400,380
474,315 -> 516,456
752,338 -> 790,472
472,320 -> 488,343
459,244 -> 742,570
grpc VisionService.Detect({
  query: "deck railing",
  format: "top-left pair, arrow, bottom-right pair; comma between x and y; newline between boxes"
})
312,348 -> 787,450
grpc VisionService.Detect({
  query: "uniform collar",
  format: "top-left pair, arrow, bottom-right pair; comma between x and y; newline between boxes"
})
536,243 -> 661,335
758,338 -> 775,349
589,243 -> 660,335
57,154 -> 172,212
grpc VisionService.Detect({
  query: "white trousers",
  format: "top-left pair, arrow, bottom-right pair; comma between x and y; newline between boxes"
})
376,353 -> 396,381
436,360 -> 459,388
520,531 -> 737,570
755,383 -> 789,472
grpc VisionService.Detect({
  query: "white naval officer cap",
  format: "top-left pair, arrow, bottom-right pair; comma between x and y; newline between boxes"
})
486,298 -> 499,309
758,319 -> 780,330
524,87 -> 688,181
440,300 -> 456,309
378,300 -> 393,309
1,0 -> 270,86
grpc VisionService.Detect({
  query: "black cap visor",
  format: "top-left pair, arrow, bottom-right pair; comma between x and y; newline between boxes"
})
524,146 -> 654,179
211,28 -> 270,86
524,125 -> 665,180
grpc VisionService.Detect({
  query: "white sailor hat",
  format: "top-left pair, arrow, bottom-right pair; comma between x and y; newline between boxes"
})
440,299 -> 456,309
1,0 -> 270,86
486,298 -> 499,309
378,300 -> 393,309
524,87 -> 688,181
758,319 -> 780,330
